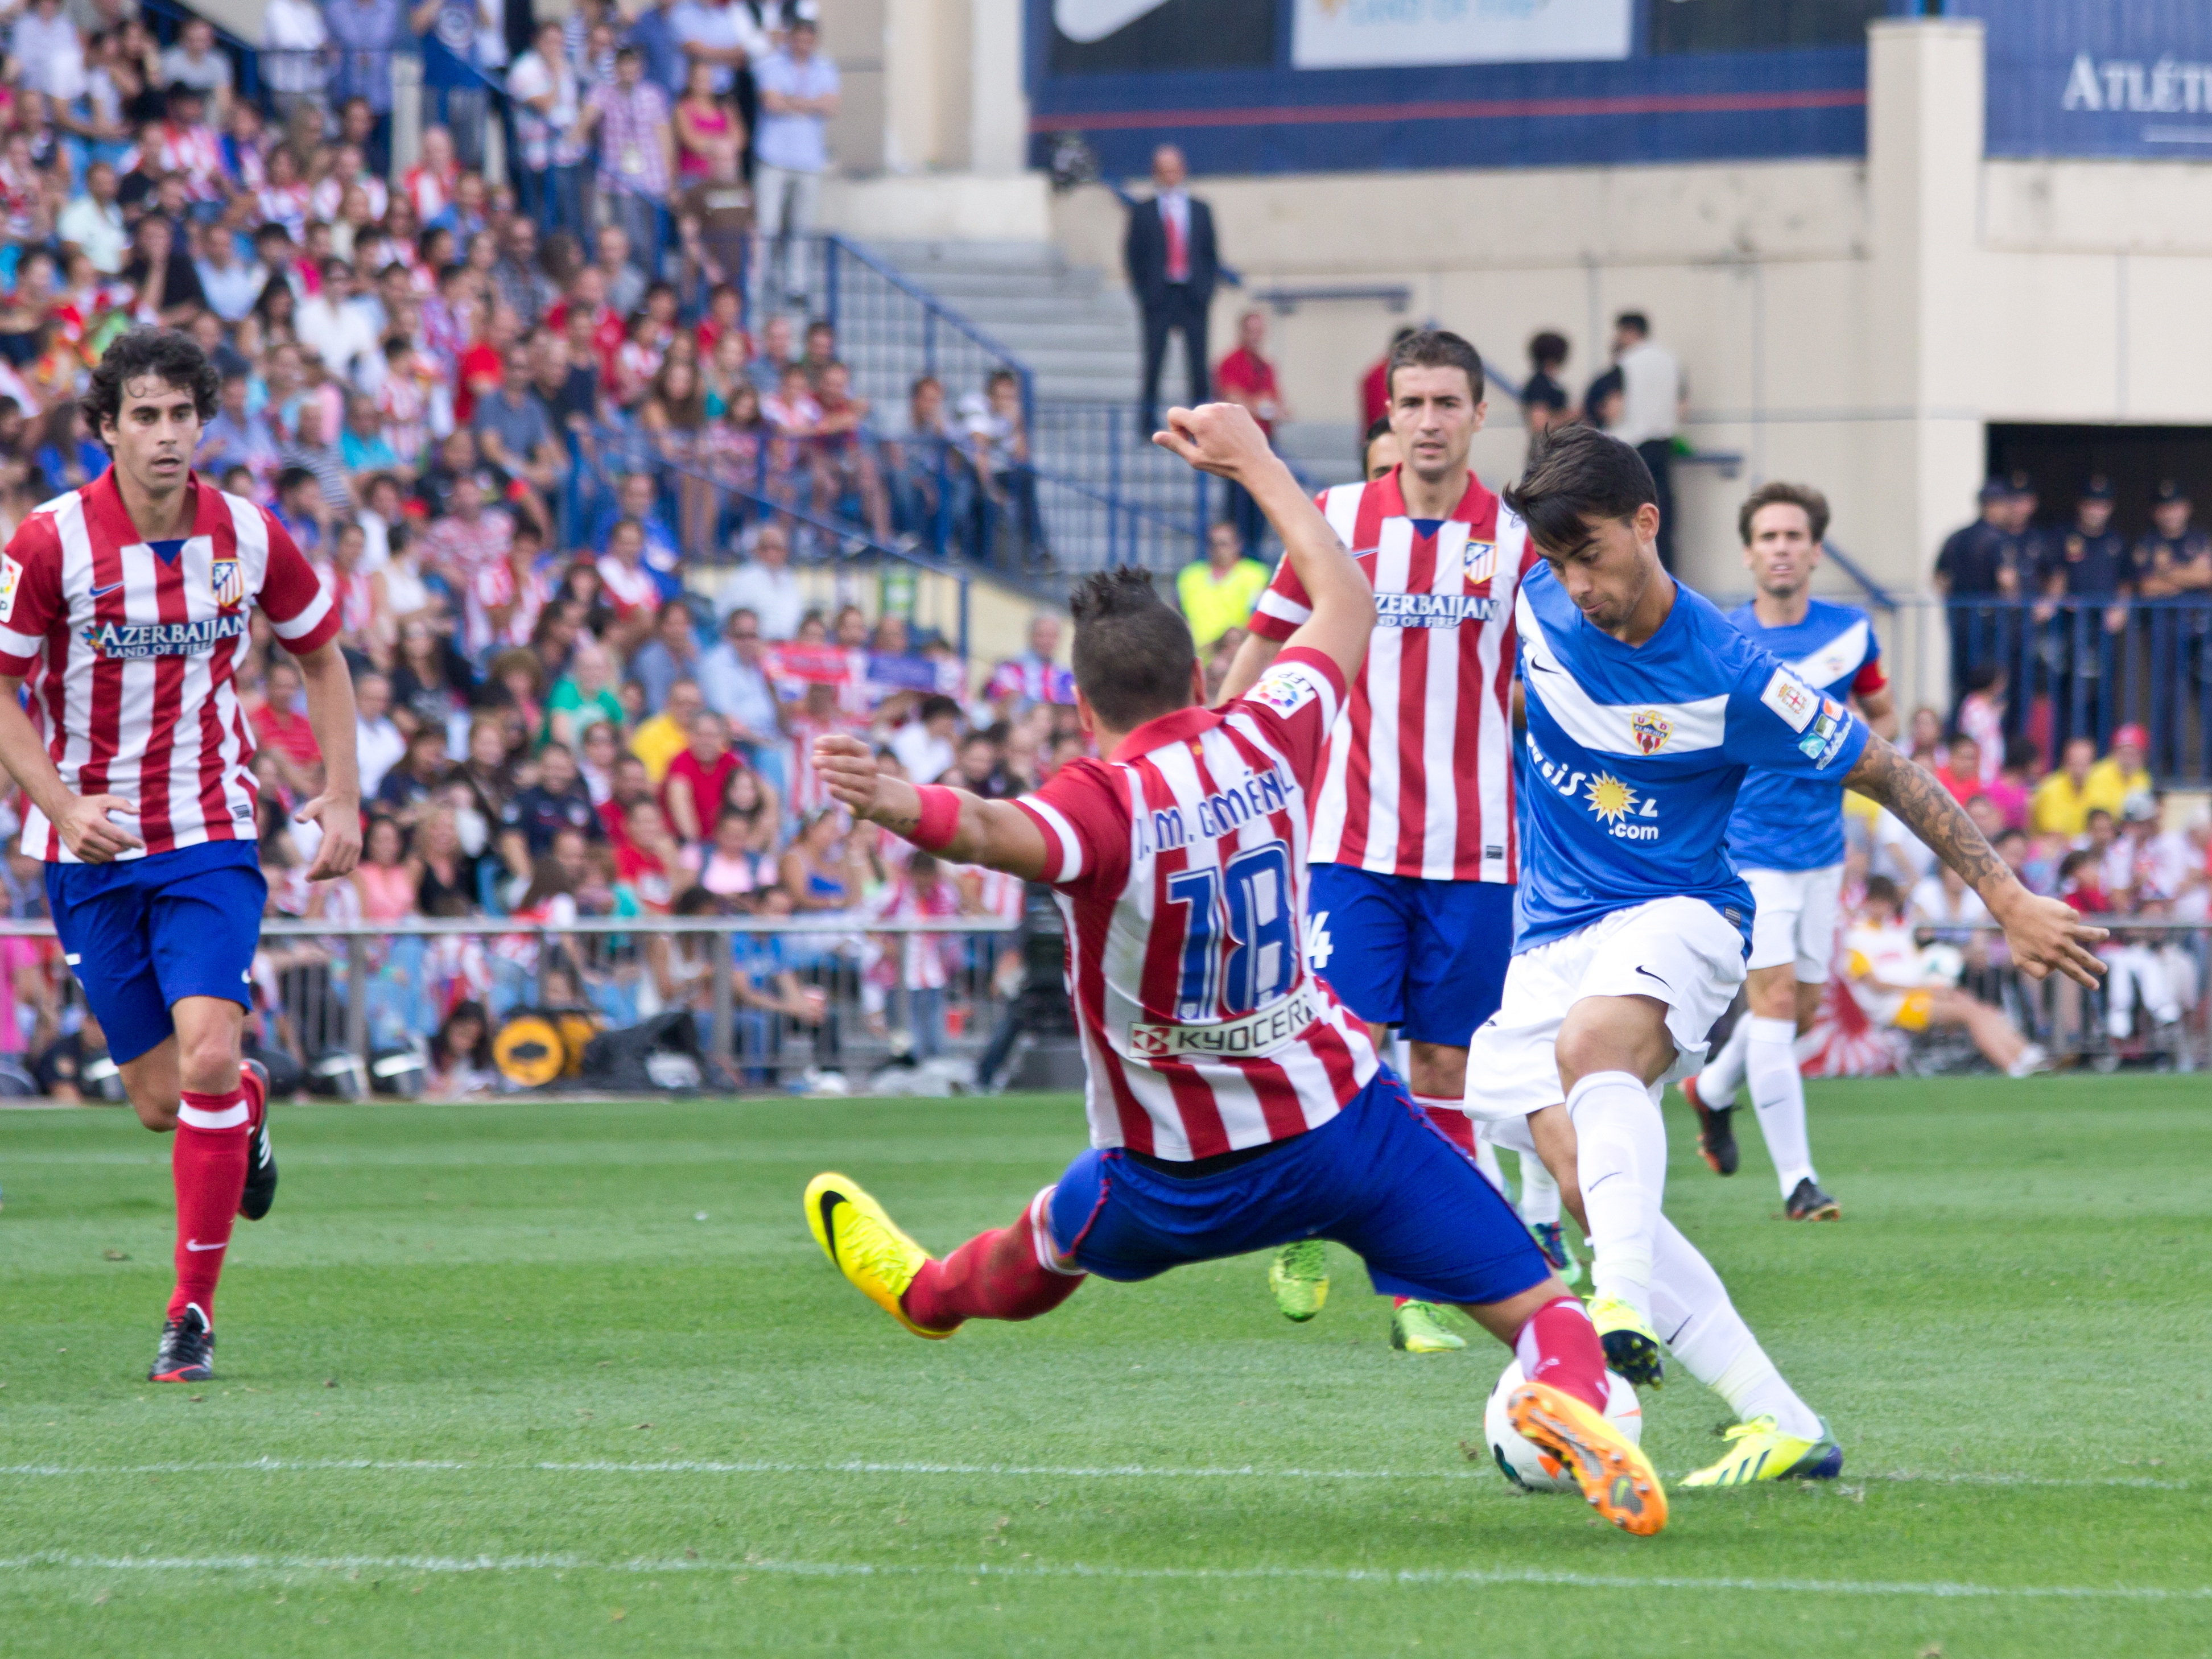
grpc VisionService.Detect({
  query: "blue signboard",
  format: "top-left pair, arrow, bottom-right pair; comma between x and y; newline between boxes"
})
1950,0 -> 2212,158
1027,0 -> 1909,178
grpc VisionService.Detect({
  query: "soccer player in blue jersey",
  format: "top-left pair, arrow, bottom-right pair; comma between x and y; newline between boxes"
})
1681,482 -> 1897,1221
1461,426 -> 2105,1484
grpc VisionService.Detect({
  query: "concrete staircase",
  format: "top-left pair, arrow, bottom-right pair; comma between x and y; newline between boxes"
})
859,240 -> 1355,581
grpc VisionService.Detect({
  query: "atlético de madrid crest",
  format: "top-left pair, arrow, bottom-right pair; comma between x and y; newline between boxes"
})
1630,708 -> 1672,755
210,556 -> 245,610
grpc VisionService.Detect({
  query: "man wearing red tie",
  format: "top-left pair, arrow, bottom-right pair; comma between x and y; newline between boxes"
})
1125,144 -> 1220,435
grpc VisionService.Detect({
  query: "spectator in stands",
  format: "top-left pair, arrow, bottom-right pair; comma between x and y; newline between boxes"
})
2030,735 -> 2102,837
888,373 -> 972,550
780,806 -> 855,913
662,708 -> 739,843
1177,518 -> 1270,654
2034,475 -> 2132,748
1521,330 -> 1572,460
2088,723 -> 2153,808
631,676 -> 705,782
1602,311 -> 1684,572
500,741 -> 605,872
580,46 -> 675,275
985,613 -> 1073,713
1212,309 -> 1284,552
713,520 -> 803,637
325,0 -> 408,172
1932,734 -> 1983,807
2134,478 -> 2212,600
161,17 -> 234,119
1359,324 -> 1419,430
55,159 -> 126,275
509,19 -> 581,234
355,671 -> 408,799
544,637 -> 626,747
377,724 -> 451,821
262,0 -> 329,126
1125,143 -> 1216,435
968,367 -> 1042,571
889,693 -> 960,786
1934,472 -> 2034,712
746,313 -> 795,395
473,347 -> 562,501
750,16 -> 839,313
624,0 -> 688,97
699,605 -> 786,767
630,599 -> 702,712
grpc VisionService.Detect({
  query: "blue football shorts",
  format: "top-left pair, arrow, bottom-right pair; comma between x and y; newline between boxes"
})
47,840 -> 267,1066
1306,865 -> 1514,1047
1045,1070 -> 1550,1308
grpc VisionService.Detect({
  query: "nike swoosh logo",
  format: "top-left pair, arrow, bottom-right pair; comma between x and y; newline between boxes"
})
184,1239 -> 228,1252
1054,0 -> 1170,43
817,1193 -> 844,1266
89,581 -> 126,600
1634,965 -> 1671,991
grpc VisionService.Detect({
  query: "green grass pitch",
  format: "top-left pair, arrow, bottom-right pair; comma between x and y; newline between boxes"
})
1,1077 -> 2207,1656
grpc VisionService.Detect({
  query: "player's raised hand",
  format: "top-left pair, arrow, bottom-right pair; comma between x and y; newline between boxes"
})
1996,890 -> 2107,988
298,793 -> 364,882
814,733 -> 886,819
1153,402 -> 1275,484
57,794 -> 143,862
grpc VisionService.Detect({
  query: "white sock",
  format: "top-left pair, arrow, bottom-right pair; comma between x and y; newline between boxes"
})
1745,1016 -> 1815,1198
1567,1070 -> 1665,1320
1695,1017 -> 1751,1106
1515,1149 -> 1561,1227
1650,1214 -> 1823,1439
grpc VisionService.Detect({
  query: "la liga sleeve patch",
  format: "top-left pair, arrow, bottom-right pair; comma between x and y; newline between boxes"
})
0,555 -> 20,625
1247,662 -> 1322,720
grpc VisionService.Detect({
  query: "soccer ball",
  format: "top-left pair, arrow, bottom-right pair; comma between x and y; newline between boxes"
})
1917,943 -> 1965,987
1483,1359 -> 1643,1492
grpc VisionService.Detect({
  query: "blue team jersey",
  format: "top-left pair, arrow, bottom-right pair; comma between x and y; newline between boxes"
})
1512,563 -> 1871,952
1722,598 -> 1883,873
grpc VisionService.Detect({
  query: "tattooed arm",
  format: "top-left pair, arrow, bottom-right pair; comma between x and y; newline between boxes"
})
811,734 -> 1053,880
1843,733 -> 2107,987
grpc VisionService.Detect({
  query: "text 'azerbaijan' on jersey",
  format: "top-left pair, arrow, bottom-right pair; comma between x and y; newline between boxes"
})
1723,598 -> 1887,873
1012,647 -> 1379,1161
1511,563 -> 1872,954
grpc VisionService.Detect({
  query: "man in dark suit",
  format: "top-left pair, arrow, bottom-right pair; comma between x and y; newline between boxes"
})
1125,144 -> 1219,434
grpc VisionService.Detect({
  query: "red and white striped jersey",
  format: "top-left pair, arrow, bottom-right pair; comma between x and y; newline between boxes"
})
1247,468 -> 1535,884
0,469 -> 340,862
1014,647 -> 1379,1160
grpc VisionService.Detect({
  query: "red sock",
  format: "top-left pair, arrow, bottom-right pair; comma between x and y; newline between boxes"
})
1515,1295 -> 1610,1414
169,1088 -> 250,1323
1415,1096 -> 1476,1152
901,1197 -> 1084,1332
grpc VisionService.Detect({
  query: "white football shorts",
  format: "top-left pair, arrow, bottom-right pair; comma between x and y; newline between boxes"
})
1743,863 -> 1844,983
1461,895 -> 1748,1125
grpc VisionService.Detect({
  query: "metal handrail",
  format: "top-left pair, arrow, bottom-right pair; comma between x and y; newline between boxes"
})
0,917 -> 990,937
822,237 -> 1037,438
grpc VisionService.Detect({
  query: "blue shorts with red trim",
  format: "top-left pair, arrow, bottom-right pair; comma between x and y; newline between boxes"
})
1306,865 -> 1513,1047
47,840 -> 266,1066
1044,1070 -> 1549,1307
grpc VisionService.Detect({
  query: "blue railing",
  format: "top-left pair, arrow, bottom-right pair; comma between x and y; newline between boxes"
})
818,237 -> 1035,445
558,420 -> 975,660
1940,596 -> 2212,784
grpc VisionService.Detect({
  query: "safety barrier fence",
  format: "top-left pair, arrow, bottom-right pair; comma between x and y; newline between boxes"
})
1794,918 -> 2207,1078
1,913 -> 2200,1099
0,916 -> 1029,1099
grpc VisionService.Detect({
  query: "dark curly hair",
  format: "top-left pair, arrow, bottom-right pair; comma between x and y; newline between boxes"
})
1069,567 -> 1194,730
81,328 -> 220,452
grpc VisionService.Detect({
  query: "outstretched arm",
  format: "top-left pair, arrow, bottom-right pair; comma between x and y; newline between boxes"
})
1152,403 -> 1373,688
1843,733 -> 2104,986
814,735 -> 1051,880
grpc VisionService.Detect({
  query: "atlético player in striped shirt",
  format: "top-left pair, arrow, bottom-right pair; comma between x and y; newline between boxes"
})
0,331 -> 361,1384
802,402 -> 1668,1537
1222,331 -> 1567,1350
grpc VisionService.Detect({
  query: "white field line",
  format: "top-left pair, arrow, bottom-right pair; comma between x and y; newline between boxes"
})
0,1456 -> 2188,1491
0,1551 -> 2205,1602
